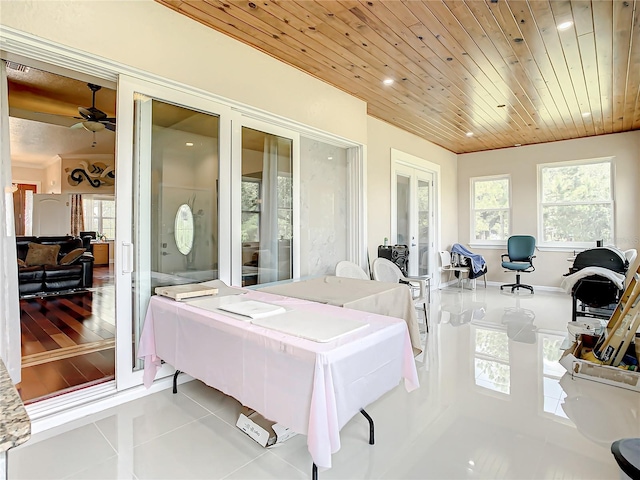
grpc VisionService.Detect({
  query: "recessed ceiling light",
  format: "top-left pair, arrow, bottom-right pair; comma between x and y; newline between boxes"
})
582,112 -> 591,117
383,78 -> 394,85
327,156 -> 333,160
185,142 -> 194,147
465,132 -> 474,137
557,21 -> 573,31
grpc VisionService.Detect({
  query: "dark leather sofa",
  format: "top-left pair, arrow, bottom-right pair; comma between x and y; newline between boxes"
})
17,236 -> 94,296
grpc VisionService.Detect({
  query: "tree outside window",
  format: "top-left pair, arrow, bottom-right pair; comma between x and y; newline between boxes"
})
471,176 -> 510,242
241,179 -> 260,242
539,160 -> 613,245
278,175 -> 292,240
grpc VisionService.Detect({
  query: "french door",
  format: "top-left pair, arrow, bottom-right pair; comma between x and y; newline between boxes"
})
391,150 -> 439,278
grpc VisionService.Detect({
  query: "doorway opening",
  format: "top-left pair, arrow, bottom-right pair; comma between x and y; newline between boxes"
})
5,60 -> 117,404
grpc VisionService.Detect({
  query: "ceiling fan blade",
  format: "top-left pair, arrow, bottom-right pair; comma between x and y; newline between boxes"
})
78,106 -> 107,121
78,106 -> 93,120
104,122 -> 116,132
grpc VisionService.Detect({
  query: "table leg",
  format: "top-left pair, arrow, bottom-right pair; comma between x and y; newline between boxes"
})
172,370 -> 181,394
360,409 -> 374,444
310,410 -> 375,478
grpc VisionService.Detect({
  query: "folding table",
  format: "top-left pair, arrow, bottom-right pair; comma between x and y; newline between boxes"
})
138,289 -> 419,473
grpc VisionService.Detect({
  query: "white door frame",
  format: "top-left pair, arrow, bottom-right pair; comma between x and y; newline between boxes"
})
390,148 -> 441,278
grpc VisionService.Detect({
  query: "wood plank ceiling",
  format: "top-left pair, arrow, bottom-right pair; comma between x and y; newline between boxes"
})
156,0 -> 640,154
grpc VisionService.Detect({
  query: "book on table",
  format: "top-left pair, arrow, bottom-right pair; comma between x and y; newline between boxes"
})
155,283 -> 218,301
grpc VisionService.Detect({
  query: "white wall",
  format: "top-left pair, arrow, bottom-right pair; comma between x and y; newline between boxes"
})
11,165 -> 45,189
366,117 -> 459,268
44,159 -> 61,194
457,131 -> 640,288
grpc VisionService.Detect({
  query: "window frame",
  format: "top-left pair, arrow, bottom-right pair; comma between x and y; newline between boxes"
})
537,157 -> 614,251
469,174 -> 512,247
83,195 -> 116,241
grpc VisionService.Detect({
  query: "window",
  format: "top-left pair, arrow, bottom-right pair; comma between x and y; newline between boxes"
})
471,175 -> 510,242
539,159 -> 613,246
83,196 -> 115,240
174,204 -> 194,255
278,175 -> 292,240
241,178 -> 260,242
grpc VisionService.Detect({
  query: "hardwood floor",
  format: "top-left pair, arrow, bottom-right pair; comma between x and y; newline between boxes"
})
18,266 -> 116,404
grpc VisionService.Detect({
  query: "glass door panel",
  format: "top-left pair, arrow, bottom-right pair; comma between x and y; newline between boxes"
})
393,165 -> 434,277
417,175 -> 432,276
133,97 -> 220,370
116,76 -> 230,389
396,174 -> 411,247
240,126 -> 295,286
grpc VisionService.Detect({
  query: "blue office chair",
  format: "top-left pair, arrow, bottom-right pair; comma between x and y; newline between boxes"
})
501,235 -> 536,293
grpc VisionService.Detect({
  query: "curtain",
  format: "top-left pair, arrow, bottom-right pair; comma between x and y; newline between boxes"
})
70,193 -> 84,236
258,136 -> 280,284
0,60 -> 21,384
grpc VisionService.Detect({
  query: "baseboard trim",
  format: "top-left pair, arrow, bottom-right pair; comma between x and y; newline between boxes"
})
435,278 -> 564,293
28,373 -> 193,436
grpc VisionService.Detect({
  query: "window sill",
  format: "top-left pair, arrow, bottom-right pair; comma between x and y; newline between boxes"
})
536,244 -> 591,253
468,243 -> 507,250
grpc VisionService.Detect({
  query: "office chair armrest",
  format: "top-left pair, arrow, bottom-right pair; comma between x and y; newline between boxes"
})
501,253 -> 510,261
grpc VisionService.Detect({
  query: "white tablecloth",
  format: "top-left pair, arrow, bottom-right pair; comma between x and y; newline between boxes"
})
259,276 -> 423,355
138,289 -> 419,469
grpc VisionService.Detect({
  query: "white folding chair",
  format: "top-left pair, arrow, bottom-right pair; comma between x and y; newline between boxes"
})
335,260 -> 370,280
372,257 -> 428,332
438,251 -> 470,289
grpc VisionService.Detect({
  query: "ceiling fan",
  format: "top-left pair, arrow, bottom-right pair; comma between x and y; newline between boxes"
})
70,83 -> 116,133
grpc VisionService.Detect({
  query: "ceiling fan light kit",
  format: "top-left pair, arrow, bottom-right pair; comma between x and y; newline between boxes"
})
70,120 -> 105,133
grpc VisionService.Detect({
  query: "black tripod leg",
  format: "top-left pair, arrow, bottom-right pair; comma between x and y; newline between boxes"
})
312,463 -> 317,480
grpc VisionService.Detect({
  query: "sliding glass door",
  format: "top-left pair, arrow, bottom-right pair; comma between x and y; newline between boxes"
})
233,119 -> 299,287
116,76 -> 231,389
115,78 -> 359,389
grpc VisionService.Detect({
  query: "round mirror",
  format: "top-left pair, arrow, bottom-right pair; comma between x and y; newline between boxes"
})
174,204 -> 194,255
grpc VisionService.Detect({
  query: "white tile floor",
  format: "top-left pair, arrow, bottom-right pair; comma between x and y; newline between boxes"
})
9,286 -> 640,479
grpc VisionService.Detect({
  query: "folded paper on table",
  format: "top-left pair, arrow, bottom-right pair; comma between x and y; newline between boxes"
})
218,300 -> 287,319
251,311 -> 368,342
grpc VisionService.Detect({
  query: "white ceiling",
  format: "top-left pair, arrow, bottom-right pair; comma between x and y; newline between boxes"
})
10,116 -> 115,166
6,63 -> 116,167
